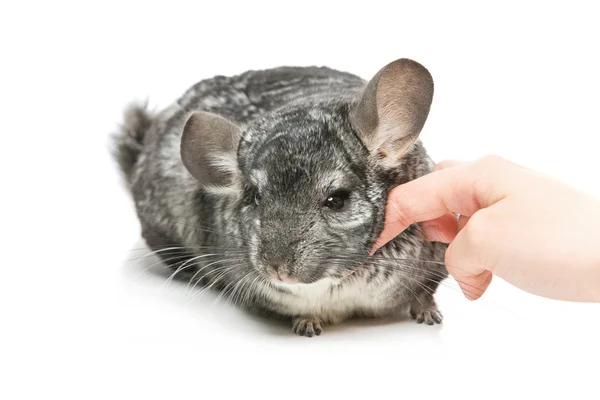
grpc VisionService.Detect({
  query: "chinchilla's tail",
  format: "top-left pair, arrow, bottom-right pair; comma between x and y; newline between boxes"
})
111,101 -> 155,186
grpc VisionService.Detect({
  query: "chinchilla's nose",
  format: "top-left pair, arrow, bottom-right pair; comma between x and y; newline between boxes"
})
260,251 -> 297,284
260,251 -> 289,272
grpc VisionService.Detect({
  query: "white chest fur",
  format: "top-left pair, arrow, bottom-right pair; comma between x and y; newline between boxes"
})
265,276 -> 399,324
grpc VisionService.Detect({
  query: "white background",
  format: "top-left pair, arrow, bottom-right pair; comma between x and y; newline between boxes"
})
2,1 -> 599,399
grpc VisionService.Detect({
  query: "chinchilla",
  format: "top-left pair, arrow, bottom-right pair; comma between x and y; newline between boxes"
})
112,58 -> 449,337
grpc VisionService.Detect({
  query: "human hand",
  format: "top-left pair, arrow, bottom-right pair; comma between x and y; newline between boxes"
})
370,155 -> 600,302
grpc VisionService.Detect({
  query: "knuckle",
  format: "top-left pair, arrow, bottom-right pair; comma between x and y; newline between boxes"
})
477,154 -> 506,169
470,155 -> 510,198
433,159 -> 462,172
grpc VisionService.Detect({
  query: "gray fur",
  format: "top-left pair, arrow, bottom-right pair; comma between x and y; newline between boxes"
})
113,59 -> 448,337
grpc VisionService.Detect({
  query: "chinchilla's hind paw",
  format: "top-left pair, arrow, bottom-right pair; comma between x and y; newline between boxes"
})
292,317 -> 323,337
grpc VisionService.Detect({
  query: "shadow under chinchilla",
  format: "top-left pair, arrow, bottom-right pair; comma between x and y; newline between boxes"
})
117,239 -> 452,339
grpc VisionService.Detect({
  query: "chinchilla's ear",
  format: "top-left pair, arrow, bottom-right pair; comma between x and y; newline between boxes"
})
350,58 -> 434,166
181,111 -> 241,195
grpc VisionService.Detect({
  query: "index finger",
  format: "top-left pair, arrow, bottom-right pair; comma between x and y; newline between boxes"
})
369,161 -> 490,254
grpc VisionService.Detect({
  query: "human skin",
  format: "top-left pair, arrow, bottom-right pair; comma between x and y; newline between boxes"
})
370,155 -> 600,303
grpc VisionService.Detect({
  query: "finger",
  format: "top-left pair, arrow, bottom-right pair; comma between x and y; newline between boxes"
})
370,166 -> 485,253
420,212 -> 459,243
371,161 -> 464,252
455,270 -> 493,300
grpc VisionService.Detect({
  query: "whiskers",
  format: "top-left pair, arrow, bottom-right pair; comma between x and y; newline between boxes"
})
121,241 -> 264,310
326,252 -> 478,298
322,251 -> 517,315
118,230 -> 513,319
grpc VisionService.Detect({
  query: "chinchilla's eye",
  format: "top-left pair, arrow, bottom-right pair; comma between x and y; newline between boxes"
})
254,192 -> 261,206
323,190 -> 350,210
324,195 -> 344,210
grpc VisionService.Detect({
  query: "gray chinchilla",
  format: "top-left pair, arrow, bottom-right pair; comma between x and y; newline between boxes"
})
112,58 -> 449,337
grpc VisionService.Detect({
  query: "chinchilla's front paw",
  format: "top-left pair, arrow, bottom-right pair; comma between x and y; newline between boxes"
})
410,297 -> 443,325
292,317 -> 323,337
410,307 -> 443,325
